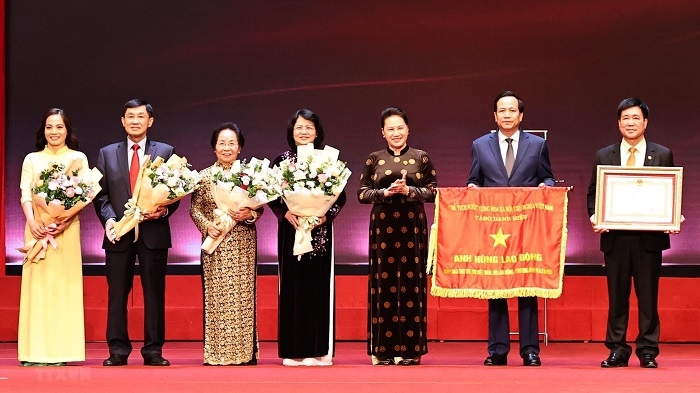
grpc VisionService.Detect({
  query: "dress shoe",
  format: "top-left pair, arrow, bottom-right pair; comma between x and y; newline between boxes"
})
522,352 -> 541,366
103,354 -> 128,366
398,357 -> 421,366
143,354 -> 170,366
640,354 -> 658,368
282,358 -> 303,366
20,362 -> 49,367
375,357 -> 395,365
484,354 -> 507,366
300,357 -> 332,366
601,352 -> 628,368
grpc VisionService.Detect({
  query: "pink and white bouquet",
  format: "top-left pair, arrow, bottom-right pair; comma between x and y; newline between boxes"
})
273,144 -> 351,257
18,159 -> 103,263
113,154 -> 201,240
201,157 -> 281,254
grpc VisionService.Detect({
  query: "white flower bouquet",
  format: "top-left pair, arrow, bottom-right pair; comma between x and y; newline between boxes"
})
18,159 -> 103,263
273,144 -> 351,257
201,157 -> 281,254
113,154 -> 201,240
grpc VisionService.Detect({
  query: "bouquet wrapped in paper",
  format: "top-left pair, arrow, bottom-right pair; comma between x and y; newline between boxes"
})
113,154 -> 201,240
18,159 -> 103,263
273,144 -> 351,257
201,157 -> 282,254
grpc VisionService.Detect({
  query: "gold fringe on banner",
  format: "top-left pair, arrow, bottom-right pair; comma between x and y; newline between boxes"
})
426,189 -> 440,274
429,187 -> 570,300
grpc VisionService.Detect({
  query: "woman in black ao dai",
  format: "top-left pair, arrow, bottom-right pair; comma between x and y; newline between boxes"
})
358,107 -> 437,366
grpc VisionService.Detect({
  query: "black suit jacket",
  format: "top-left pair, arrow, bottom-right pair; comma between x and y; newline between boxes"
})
94,139 -> 179,251
586,141 -> 673,253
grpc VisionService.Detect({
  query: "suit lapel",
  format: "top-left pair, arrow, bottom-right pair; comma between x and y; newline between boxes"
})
644,143 -> 657,166
607,145 -> 621,166
144,139 -> 158,160
511,132 -> 530,177
487,134 -> 509,178
116,142 -> 131,195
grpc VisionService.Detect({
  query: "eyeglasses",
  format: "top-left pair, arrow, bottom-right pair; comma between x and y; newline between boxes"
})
216,142 -> 239,148
294,125 -> 316,132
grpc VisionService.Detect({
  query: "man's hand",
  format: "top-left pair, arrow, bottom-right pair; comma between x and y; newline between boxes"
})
105,219 -> 117,244
590,215 -> 608,233
666,214 -> 685,234
143,206 -> 167,220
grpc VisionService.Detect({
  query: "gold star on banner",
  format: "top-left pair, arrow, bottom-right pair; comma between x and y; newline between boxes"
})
490,227 -> 511,248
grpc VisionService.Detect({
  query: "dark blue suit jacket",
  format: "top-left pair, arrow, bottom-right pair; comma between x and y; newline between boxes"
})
468,131 -> 555,187
586,141 -> 673,253
94,139 -> 179,252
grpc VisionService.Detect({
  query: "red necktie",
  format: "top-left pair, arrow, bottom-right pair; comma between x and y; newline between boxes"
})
130,144 -> 140,193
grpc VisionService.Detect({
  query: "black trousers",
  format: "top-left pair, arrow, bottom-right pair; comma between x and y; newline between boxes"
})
603,233 -> 662,359
487,297 -> 539,357
105,238 -> 168,358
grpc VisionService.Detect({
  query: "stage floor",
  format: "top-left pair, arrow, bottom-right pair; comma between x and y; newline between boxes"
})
2,341 -> 700,392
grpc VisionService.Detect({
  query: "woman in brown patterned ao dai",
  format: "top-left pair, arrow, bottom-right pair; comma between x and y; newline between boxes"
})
189,123 -> 263,365
358,107 -> 437,365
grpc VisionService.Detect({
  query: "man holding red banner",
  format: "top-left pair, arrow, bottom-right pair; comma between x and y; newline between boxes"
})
467,91 -> 555,367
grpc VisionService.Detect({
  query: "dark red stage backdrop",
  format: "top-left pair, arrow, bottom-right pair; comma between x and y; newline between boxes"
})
2,1 -> 700,344
4,1 -> 700,272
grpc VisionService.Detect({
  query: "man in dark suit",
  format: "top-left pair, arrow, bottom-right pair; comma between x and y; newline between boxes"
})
467,91 -> 555,367
94,99 -> 178,366
587,97 -> 678,369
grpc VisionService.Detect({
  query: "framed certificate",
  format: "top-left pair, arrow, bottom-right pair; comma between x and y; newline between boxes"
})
594,166 -> 683,231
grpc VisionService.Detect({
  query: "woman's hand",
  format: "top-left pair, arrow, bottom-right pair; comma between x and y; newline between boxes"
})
285,211 -> 300,230
231,207 -> 254,222
313,216 -> 328,228
45,217 -> 75,237
384,173 -> 409,196
207,223 -> 222,238
27,218 -> 47,240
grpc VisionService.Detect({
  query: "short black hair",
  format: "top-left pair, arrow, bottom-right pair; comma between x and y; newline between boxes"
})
286,108 -> 325,150
493,91 -> 524,113
617,97 -> 649,119
122,98 -> 154,118
210,122 -> 244,149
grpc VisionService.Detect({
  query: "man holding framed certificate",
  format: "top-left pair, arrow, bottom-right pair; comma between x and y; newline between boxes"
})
587,97 -> 680,369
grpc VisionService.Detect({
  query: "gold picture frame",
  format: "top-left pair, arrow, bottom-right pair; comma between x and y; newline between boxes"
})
595,165 -> 683,231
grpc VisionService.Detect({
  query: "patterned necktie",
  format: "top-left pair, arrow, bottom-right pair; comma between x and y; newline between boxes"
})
130,144 -> 140,193
626,147 -> 637,167
505,138 -> 515,177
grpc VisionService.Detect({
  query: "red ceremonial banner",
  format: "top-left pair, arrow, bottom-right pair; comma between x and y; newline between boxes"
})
427,187 -> 569,299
